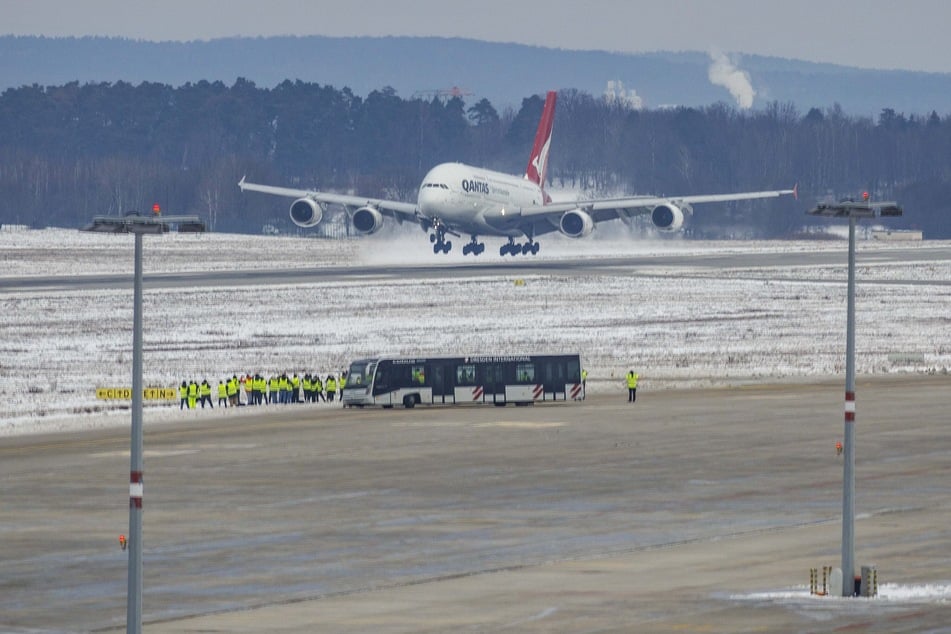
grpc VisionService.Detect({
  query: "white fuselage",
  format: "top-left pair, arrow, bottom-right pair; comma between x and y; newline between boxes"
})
416,163 -> 545,236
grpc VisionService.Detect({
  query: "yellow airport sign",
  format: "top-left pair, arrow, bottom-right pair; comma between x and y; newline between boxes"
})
96,387 -> 177,400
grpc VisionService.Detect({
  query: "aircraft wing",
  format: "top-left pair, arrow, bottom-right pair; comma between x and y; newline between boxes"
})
238,177 -> 419,217
519,188 -> 797,220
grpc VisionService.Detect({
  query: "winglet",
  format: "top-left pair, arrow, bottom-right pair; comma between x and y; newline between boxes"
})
793,182 -> 799,200
238,175 -> 246,190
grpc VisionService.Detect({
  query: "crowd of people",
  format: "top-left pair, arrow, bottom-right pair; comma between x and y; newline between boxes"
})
177,372 -> 348,410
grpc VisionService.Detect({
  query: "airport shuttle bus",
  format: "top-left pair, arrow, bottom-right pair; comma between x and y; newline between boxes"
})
343,354 -> 583,408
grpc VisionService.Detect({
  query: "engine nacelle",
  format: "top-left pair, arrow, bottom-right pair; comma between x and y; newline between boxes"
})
650,203 -> 685,232
559,209 -> 595,238
352,206 -> 384,235
289,198 -> 324,228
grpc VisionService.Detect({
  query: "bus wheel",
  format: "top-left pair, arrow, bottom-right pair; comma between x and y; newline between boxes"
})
403,395 -> 416,409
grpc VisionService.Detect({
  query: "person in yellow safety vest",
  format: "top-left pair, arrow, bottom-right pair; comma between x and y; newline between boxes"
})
279,373 -> 289,404
251,374 -> 262,405
326,374 -> 336,402
314,374 -> 324,402
581,368 -> 588,400
626,370 -> 639,403
227,375 -> 239,406
339,372 -> 346,396
217,380 -> 228,407
179,381 -> 188,410
199,380 -> 213,408
302,374 -> 312,402
291,373 -> 300,403
187,380 -> 199,409
268,375 -> 278,404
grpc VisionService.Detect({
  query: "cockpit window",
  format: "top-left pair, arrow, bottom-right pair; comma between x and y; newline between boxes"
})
421,183 -> 450,190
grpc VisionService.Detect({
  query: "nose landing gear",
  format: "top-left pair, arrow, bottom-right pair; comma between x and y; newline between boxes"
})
429,225 -> 452,254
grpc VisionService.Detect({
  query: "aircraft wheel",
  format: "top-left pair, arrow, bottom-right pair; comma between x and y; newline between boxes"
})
462,243 -> 471,255
531,242 -> 540,255
510,245 -> 520,256
521,243 -> 532,255
429,233 -> 437,243
443,240 -> 452,253
433,243 -> 441,254
499,244 -> 509,256
476,244 -> 485,255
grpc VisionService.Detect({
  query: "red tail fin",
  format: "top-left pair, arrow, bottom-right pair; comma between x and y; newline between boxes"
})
525,91 -> 557,196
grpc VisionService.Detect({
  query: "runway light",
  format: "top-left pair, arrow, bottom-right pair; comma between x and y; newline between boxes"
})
119,534 -> 127,550
835,441 -> 843,456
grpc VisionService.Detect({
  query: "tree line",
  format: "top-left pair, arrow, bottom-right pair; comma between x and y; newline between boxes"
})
1,79 -> 948,237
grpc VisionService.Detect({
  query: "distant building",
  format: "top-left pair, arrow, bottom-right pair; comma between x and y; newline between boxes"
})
871,229 -> 923,241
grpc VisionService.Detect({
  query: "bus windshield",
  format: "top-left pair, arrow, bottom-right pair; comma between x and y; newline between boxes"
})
346,360 -> 374,388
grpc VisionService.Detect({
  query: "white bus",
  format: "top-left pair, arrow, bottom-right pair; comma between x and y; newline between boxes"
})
342,354 -> 583,408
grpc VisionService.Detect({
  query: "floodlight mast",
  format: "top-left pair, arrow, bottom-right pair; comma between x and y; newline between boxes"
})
80,212 -> 204,633
807,195 -> 902,596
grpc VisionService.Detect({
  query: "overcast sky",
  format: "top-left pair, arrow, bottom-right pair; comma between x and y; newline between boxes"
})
3,0 -> 949,74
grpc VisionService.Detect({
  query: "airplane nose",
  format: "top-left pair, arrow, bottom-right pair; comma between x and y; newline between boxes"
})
417,186 -> 444,215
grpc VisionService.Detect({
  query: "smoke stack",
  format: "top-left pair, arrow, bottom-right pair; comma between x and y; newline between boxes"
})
707,50 -> 756,109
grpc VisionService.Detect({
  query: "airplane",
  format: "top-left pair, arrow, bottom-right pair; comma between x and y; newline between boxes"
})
239,90 -> 797,256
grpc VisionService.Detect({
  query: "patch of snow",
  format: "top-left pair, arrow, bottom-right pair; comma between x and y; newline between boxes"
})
2,229 -> 949,436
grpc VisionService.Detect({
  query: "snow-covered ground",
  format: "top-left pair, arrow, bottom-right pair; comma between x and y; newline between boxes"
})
2,228 -> 949,436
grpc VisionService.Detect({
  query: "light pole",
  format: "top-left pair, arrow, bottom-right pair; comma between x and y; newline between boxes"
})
807,194 -> 902,596
81,211 -> 204,632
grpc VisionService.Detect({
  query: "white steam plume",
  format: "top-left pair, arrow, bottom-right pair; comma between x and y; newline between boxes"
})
707,50 -> 755,109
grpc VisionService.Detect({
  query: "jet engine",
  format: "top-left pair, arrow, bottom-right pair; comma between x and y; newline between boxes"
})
559,209 -> 595,238
289,198 -> 324,228
352,206 -> 384,235
650,203 -> 685,232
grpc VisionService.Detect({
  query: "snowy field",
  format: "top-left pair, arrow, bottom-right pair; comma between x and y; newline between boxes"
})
2,227 -> 949,436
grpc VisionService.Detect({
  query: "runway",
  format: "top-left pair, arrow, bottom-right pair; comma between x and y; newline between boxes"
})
3,242 -> 951,291
1,375 -> 949,632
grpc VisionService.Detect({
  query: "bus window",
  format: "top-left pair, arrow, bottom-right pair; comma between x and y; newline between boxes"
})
346,360 -> 372,387
567,358 -> 580,381
411,364 -> 426,385
374,366 -> 389,392
516,362 -> 535,383
456,364 -> 476,385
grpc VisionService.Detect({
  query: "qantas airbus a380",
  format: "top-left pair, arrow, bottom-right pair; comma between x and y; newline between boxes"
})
239,91 -> 796,256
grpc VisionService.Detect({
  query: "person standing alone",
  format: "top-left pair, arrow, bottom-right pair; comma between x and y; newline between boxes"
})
626,370 -> 639,403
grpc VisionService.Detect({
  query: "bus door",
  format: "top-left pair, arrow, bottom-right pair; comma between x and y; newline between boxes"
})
484,363 -> 506,404
371,361 -> 393,406
430,361 -> 454,404
543,359 -> 567,401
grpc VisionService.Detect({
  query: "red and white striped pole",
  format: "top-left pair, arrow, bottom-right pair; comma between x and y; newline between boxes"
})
840,215 -> 857,596
127,231 -> 144,633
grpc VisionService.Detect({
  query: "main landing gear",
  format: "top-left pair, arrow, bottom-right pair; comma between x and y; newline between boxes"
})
462,235 -> 486,256
499,237 -> 540,256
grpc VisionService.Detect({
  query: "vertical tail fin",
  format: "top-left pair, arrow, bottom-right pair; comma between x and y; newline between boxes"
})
525,91 -> 557,199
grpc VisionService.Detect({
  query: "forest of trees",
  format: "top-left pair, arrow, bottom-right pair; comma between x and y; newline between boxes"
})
1,79 -> 949,238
